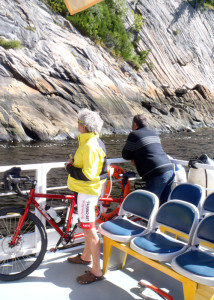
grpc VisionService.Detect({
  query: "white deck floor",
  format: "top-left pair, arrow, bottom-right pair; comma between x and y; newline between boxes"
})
0,244 -> 184,300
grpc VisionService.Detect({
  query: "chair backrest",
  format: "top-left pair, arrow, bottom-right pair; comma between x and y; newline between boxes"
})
201,192 -> 214,217
192,214 -> 214,247
154,200 -> 199,242
119,190 -> 159,226
168,183 -> 205,211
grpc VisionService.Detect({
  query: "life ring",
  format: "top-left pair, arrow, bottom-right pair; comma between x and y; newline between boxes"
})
96,165 -> 131,224
95,206 -> 119,224
103,164 -> 131,199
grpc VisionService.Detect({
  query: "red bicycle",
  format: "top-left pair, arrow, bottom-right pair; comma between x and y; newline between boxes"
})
0,166 -> 136,281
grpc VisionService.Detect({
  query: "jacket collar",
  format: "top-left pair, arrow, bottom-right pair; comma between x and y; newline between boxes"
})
78,132 -> 99,145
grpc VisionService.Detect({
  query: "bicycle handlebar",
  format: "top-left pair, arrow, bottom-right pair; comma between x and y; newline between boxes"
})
3,169 -> 138,197
8,175 -> 33,184
7,175 -> 36,196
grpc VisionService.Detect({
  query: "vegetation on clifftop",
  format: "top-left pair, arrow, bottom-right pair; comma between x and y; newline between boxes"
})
190,0 -> 214,9
198,0 -> 214,6
42,0 -> 150,69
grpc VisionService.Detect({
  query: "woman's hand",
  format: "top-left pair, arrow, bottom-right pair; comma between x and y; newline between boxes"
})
65,154 -> 74,169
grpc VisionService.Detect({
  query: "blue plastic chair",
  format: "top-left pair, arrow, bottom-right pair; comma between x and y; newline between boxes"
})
200,192 -> 214,217
130,200 -> 199,262
168,183 -> 205,211
171,214 -> 214,286
98,190 -> 159,243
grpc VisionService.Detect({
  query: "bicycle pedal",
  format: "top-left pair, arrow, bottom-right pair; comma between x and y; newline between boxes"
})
49,247 -> 57,253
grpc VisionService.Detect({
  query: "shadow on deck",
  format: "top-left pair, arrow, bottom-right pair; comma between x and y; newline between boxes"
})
0,244 -> 184,300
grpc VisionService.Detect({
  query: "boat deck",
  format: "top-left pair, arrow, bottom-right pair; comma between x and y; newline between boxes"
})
1,244 -> 184,300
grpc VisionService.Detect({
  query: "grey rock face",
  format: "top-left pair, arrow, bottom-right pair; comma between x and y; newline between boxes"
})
0,0 -> 214,142
134,0 -> 214,91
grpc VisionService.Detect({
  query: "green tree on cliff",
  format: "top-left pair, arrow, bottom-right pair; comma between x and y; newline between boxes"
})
193,0 -> 214,8
42,0 -> 150,69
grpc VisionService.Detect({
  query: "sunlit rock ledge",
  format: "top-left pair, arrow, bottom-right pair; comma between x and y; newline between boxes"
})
0,0 -> 214,142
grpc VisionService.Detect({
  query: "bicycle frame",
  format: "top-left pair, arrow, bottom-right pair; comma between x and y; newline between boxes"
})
10,186 -> 124,248
0,166 -> 134,281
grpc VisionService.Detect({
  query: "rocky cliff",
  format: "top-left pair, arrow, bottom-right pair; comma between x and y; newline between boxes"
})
0,0 -> 214,142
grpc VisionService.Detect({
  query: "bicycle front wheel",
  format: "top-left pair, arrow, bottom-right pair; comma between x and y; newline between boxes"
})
0,207 -> 47,281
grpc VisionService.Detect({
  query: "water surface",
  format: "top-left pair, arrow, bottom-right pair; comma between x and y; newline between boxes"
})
0,129 -> 213,208
1,129 -> 213,166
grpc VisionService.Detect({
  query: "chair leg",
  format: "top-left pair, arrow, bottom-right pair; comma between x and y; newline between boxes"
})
121,252 -> 128,269
102,236 -> 113,274
195,284 -> 214,300
182,279 -> 197,300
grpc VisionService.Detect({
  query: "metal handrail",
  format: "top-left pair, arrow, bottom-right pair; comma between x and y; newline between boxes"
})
0,159 -> 129,221
0,157 -> 214,250
1,157 -> 214,199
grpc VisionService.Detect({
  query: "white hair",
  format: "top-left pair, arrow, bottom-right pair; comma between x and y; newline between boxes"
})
78,108 -> 104,134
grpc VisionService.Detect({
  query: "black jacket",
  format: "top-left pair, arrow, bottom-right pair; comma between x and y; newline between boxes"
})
122,127 -> 173,180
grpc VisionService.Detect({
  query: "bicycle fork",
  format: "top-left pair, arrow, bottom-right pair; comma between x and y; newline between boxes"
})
10,207 -> 30,247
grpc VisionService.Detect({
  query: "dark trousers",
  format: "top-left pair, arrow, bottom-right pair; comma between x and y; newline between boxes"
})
145,170 -> 175,206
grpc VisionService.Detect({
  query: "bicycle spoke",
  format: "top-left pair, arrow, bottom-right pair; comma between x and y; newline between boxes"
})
0,208 -> 47,281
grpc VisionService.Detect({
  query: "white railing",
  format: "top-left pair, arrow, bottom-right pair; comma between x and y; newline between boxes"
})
1,156 -> 214,203
1,157 -> 214,250
0,158 -> 128,194
0,158 -> 130,250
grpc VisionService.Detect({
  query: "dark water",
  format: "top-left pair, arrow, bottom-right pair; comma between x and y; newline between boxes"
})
0,129 -> 214,209
1,129 -> 214,166
160,129 -> 214,161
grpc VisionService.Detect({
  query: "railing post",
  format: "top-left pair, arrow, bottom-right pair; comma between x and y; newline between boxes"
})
35,165 -> 51,225
34,165 -> 51,248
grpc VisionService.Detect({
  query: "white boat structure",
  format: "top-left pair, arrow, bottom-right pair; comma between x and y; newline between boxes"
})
0,157 -> 214,300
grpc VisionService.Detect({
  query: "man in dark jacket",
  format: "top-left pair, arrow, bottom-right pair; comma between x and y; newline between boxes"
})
122,114 -> 174,205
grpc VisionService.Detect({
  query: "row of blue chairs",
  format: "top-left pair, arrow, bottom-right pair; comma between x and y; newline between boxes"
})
168,182 -> 214,216
98,186 -> 214,287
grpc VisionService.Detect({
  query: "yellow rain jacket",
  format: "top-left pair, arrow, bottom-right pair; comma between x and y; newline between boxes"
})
67,132 -> 107,196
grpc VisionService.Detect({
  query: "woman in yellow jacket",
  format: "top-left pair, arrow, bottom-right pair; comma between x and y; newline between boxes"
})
65,108 -> 107,284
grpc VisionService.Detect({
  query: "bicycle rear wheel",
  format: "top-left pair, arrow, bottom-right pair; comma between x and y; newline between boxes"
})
0,207 -> 47,281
